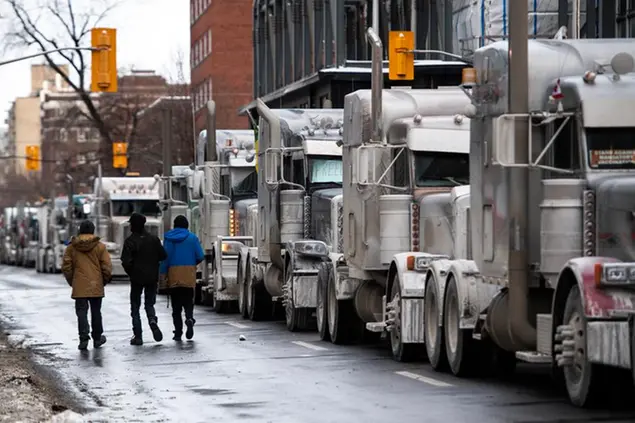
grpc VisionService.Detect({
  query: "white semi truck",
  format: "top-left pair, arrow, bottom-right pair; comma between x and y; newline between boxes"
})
193,126 -> 258,311
418,38 -> 635,407
93,177 -> 162,278
237,106 -> 345,331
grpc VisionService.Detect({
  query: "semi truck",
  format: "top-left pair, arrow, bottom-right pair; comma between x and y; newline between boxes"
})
315,30 -> 475,352
93,177 -> 161,278
418,38 -> 635,407
193,126 -> 258,311
238,106 -> 345,331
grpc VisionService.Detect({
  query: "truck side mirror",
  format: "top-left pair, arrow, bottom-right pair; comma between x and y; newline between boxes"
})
491,115 -> 517,166
264,149 -> 280,186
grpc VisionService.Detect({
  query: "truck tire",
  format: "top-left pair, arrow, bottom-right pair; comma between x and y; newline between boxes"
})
327,269 -> 358,344
247,271 -> 271,321
316,262 -> 331,341
237,254 -> 249,318
284,261 -> 312,331
563,285 -> 608,407
425,277 -> 448,371
214,298 -> 232,314
443,276 -> 477,376
389,274 -> 425,362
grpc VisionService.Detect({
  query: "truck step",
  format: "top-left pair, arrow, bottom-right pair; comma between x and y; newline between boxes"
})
515,351 -> 551,364
365,322 -> 386,333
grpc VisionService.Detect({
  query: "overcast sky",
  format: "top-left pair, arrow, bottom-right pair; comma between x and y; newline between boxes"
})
0,0 -> 190,127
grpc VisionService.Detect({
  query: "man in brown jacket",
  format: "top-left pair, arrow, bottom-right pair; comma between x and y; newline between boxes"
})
62,220 -> 112,350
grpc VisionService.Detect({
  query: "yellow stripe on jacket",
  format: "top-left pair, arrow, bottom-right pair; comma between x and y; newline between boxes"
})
167,265 -> 197,289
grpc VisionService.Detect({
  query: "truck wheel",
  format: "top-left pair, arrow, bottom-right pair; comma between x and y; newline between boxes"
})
444,276 -> 477,376
237,255 -> 248,318
316,262 -> 331,341
389,274 -> 425,362
284,262 -> 312,331
214,298 -> 232,314
425,277 -> 448,371
247,271 -> 271,321
563,285 -> 608,407
194,284 -> 203,305
327,270 -> 358,344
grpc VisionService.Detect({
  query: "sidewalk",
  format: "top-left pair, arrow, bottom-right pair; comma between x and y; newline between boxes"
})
0,330 -> 80,422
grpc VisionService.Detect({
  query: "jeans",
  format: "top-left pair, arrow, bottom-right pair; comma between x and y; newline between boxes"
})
170,287 -> 194,335
130,283 -> 158,337
75,298 -> 103,341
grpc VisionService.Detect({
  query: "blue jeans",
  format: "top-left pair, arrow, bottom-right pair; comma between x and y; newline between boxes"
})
130,283 -> 158,337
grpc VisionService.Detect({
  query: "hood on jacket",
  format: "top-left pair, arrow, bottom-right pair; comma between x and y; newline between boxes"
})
164,228 -> 191,243
71,234 -> 101,252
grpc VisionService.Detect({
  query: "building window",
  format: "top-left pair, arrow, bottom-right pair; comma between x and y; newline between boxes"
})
191,0 -> 212,25
191,29 -> 213,69
77,128 -> 86,143
59,128 -> 68,143
616,0 -> 635,38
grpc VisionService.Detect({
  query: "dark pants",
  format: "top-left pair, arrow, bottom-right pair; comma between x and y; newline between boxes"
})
75,298 -> 103,341
170,287 -> 194,336
130,283 -> 158,337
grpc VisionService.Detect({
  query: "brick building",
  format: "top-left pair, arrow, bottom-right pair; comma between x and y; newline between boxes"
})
40,71 -> 193,194
190,0 -> 253,134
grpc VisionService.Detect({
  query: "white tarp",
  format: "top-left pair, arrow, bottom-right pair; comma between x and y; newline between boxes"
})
452,0 -> 587,57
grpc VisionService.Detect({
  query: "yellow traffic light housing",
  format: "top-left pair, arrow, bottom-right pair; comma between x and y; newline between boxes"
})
25,145 -> 40,171
91,28 -> 118,93
112,142 -> 128,169
388,31 -> 415,81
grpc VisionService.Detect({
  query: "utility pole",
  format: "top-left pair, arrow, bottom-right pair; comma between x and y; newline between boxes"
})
96,163 -> 102,237
161,104 -> 173,235
66,174 -> 74,238
507,0 -> 535,349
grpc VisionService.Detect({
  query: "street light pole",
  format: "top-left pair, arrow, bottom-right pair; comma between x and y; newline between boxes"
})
0,47 -> 102,67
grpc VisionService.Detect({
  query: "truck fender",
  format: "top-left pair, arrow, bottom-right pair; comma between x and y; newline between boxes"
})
552,257 -> 635,323
424,259 -> 454,327
388,252 -> 449,299
444,259 -> 491,329
285,241 -> 322,308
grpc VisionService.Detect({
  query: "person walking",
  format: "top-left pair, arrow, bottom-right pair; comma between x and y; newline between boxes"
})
121,213 -> 167,346
62,220 -> 112,350
160,215 -> 204,341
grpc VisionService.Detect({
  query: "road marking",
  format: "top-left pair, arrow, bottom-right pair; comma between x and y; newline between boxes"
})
395,371 -> 453,387
291,341 -> 329,351
225,322 -> 250,329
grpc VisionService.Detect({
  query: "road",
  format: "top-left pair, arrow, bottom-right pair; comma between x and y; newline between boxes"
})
0,266 -> 634,423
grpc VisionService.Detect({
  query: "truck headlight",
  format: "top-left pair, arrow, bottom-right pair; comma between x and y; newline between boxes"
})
293,240 -> 328,258
595,262 -> 635,286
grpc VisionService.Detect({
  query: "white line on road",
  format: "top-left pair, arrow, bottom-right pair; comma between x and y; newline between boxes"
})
225,322 -> 250,329
395,371 -> 453,387
291,341 -> 329,351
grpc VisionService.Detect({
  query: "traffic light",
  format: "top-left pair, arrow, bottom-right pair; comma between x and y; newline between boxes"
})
112,142 -> 128,169
388,31 -> 415,81
25,145 -> 40,171
91,28 -> 117,93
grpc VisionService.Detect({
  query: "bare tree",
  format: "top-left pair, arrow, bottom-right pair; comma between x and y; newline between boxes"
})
3,0 -> 119,143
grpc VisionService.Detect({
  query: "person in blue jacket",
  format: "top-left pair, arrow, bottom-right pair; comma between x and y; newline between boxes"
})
159,215 -> 204,341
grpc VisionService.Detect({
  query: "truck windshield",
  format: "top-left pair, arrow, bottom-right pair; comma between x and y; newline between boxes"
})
586,127 -> 635,170
112,200 -> 160,217
414,152 -> 469,187
232,170 -> 258,196
309,158 -> 343,184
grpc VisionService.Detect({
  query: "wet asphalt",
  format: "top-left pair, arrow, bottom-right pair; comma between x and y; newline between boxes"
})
0,265 -> 634,423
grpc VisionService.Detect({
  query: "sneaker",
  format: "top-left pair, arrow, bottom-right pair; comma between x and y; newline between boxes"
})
93,335 -> 107,349
130,336 -> 143,346
78,339 -> 89,350
149,319 -> 163,342
185,319 -> 195,340
173,331 -> 182,342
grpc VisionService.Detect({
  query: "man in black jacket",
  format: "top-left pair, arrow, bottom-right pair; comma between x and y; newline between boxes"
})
121,213 -> 167,345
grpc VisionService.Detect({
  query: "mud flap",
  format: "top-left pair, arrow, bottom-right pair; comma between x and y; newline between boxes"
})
400,298 -> 425,343
292,270 -> 318,308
